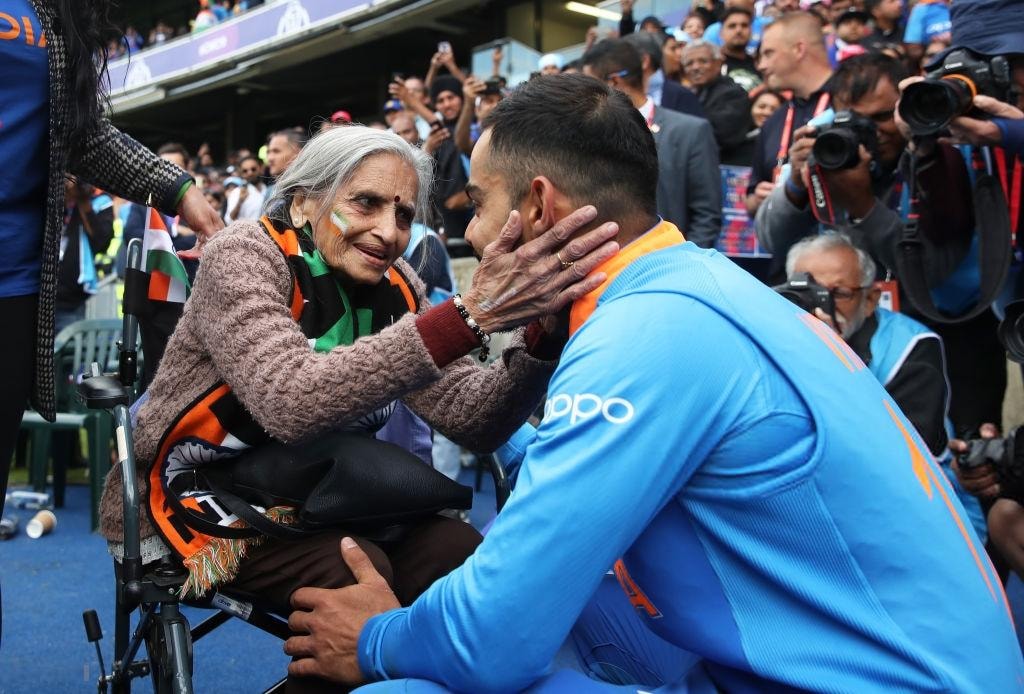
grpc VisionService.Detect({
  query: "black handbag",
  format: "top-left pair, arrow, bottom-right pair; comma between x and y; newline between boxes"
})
200,431 -> 473,542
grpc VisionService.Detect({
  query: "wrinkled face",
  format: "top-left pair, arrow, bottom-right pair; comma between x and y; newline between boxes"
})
683,16 -> 705,40
662,37 -> 683,75
751,91 -> 782,127
464,130 -> 516,256
792,245 -> 878,339
833,76 -> 903,167
238,157 -> 262,184
721,14 -> 752,50
435,90 -> 463,121
296,154 -> 418,286
267,136 -> 300,178
757,26 -> 800,90
683,45 -> 721,88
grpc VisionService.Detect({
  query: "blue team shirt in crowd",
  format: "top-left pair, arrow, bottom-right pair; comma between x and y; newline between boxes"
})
703,15 -> 766,49
358,232 -> 1022,692
904,0 -> 952,44
0,0 -> 48,297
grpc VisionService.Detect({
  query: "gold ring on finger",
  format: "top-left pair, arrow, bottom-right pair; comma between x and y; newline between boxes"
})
556,251 -> 574,271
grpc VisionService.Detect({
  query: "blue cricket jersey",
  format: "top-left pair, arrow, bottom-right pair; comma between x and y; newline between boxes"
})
358,225 -> 1022,692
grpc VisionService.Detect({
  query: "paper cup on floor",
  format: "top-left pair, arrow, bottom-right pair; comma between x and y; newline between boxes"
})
26,509 -> 56,539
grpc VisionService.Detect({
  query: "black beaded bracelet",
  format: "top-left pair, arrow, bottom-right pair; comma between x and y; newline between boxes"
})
453,294 -> 491,363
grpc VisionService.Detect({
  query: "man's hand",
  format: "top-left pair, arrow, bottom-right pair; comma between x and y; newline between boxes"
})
284,538 -> 400,684
423,126 -> 449,155
389,78 -> 411,106
946,95 -> 1024,147
745,181 -> 775,215
950,423 -> 1002,500
176,184 -> 224,258
787,125 -> 818,193
821,145 -> 876,219
463,76 -> 486,101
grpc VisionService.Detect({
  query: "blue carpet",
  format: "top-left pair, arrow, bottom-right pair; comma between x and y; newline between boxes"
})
0,467 -> 497,692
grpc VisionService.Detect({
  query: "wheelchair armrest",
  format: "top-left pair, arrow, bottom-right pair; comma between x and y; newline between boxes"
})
78,374 -> 130,410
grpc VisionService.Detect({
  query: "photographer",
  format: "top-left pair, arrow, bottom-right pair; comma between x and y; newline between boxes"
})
785,234 -> 949,456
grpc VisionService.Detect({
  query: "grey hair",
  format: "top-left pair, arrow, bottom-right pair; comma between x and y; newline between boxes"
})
682,39 -> 721,60
264,125 -> 434,229
785,232 -> 876,288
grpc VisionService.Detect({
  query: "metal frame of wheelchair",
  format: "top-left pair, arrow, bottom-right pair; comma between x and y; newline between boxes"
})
81,239 -> 511,693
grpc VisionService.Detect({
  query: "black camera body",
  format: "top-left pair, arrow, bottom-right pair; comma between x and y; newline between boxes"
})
772,272 -> 839,325
812,110 -> 879,171
958,427 -> 1024,505
482,78 -> 503,96
898,48 -> 1013,137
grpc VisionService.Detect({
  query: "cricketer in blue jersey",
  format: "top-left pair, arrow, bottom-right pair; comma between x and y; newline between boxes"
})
283,74 -> 1023,693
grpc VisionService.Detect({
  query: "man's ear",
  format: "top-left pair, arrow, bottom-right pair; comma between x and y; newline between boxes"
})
641,54 -> 652,74
522,176 -> 560,239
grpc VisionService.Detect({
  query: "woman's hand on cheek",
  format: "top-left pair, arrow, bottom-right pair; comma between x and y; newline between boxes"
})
462,206 -> 619,334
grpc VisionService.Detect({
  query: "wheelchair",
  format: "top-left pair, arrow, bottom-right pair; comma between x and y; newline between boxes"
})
80,238 -> 511,693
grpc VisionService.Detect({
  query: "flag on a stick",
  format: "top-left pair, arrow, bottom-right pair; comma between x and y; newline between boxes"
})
142,208 -> 190,303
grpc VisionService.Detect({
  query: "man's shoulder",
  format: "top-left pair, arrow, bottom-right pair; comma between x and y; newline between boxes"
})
656,107 -> 709,133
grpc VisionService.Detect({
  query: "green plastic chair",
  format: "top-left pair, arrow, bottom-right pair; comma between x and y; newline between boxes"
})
20,318 -> 124,529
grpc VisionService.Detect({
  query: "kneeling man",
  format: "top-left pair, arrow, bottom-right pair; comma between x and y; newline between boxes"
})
285,74 -> 1022,693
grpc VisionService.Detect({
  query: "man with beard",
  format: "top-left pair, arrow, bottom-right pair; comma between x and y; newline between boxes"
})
425,75 -> 473,240
719,7 -> 763,91
754,52 -> 909,280
785,233 -> 948,456
224,154 -> 266,223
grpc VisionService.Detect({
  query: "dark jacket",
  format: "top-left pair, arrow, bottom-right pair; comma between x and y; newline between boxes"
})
29,0 -> 188,419
661,80 -> 707,119
651,106 -> 722,247
696,75 -> 753,159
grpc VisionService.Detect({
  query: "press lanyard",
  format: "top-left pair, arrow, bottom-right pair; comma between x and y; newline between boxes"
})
773,92 -> 830,179
994,148 -> 1021,246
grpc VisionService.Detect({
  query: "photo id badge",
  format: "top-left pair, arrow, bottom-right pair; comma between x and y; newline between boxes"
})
877,279 -> 899,313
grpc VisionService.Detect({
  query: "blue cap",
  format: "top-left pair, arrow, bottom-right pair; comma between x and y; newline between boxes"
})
383,99 -> 404,113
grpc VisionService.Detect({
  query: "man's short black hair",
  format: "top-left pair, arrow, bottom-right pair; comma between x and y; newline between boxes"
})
582,39 -> 645,91
623,31 -> 663,72
722,7 -> 754,23
481,74 -> 657,222
271,126 -> 308,150
829,52 -> 909,106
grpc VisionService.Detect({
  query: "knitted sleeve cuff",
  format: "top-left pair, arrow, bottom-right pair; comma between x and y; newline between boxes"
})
161,172 -> 195,214
416,299 -> 482,368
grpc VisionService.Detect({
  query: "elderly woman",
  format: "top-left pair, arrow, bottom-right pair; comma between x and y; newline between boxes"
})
98,126 -> 615,620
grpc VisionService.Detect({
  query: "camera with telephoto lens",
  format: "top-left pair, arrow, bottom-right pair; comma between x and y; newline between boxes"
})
958,426 -> 1024,505
772,272 -> 839,325
898,48 -> 1013,137
811,110 -> 879,171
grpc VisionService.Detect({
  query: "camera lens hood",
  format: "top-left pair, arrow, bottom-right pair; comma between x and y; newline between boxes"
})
998,299 -> 1024,363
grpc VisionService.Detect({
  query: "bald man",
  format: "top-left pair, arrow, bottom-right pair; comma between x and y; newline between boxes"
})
744,12 -> 834,216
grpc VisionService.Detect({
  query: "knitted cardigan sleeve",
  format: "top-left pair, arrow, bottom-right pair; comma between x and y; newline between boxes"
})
188,223 -> 555,448
68,118 -> 190,215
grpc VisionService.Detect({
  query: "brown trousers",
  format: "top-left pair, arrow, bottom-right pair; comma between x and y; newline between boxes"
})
227,516 -> 482,693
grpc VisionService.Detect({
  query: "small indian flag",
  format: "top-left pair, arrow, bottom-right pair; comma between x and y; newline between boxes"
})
142,208 -> 190,303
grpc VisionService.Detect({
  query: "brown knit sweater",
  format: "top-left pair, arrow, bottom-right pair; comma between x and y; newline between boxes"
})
99,221 -> 557,547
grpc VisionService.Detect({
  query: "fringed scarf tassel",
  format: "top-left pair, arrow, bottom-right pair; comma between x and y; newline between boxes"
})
180,506 -> 299,598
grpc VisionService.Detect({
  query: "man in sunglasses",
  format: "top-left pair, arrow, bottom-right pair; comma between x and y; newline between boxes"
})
755,52 -> 911,282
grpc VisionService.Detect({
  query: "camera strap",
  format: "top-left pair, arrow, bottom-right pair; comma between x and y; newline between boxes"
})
896,147 -> 1013,324
993,148 -> 1021,245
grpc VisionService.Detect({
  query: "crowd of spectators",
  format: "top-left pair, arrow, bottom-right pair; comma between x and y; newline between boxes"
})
104,0 -> 265,60
78,0 -> 1024,590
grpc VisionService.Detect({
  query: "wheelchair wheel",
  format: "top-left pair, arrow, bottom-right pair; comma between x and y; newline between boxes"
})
145,605 -> 194,694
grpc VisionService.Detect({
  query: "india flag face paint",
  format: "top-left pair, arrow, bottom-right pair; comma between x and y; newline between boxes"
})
330,210 -> 350,238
